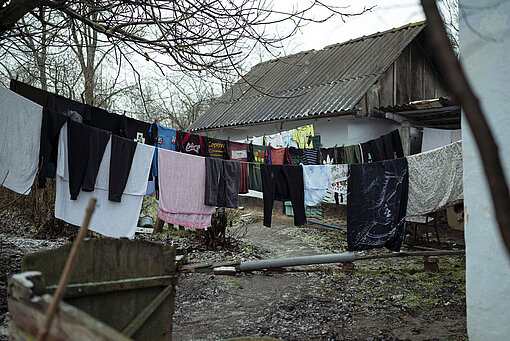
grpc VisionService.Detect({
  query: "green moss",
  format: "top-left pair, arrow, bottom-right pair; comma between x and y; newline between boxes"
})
218,276 -> 242,288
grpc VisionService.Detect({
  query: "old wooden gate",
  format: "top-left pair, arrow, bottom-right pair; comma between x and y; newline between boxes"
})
16,238 -> 177,340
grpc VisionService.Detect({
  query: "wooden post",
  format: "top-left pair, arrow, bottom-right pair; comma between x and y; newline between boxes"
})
401,120 -> 411,156
342,262 -> 355,273
424,256 -> 439,272
152,217 -> 165,234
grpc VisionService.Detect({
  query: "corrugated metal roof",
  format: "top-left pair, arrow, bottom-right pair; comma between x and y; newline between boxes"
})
189,21 -> 427,131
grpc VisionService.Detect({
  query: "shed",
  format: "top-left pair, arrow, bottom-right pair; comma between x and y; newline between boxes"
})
188,21 -> 459,152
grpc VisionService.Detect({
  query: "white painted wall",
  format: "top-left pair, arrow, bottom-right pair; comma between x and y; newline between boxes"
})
203,115 -> 399,147
461,1 -> 510,339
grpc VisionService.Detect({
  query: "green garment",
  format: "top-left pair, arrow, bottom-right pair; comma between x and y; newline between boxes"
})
343,145 -> 362,164
249,163 -> 263,191
312,135 -> 321,149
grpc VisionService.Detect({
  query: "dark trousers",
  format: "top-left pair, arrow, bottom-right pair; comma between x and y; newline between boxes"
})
67,121 -> 110,199
205,158 -> 240,208
261,164 -> 306,227
38,108 -> 67,188
109,135 -> 137,202
82,127 -> 110,191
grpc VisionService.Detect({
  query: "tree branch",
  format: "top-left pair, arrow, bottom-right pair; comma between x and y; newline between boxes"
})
421,0 -> 510,255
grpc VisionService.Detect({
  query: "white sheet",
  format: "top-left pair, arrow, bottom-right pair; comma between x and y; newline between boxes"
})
0,86 -> 43,194
55,123 -> 154,238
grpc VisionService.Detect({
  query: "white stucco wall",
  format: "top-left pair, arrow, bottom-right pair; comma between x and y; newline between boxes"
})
461,1 -> 510,339
203,115 -> 399,147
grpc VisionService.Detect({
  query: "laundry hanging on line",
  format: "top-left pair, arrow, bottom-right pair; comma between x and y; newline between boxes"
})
347,158 -> 409,252
4,80 -> 461,247
157,148 -> 216,229
261,164 -> 306,227
406,141 -> 463,217
0,86 -> 43,195
323,164 -> 349,205
55,122 -> 155,238
302,165 -> 330,207
205,158 -> 240,208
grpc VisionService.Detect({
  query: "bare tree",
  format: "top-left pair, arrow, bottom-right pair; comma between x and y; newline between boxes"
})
0,1 -> 372,77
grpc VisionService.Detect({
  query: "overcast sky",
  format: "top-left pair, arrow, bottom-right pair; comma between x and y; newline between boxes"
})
267,0 -> 425,56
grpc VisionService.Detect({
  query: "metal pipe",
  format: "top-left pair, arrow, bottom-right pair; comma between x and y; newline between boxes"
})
239,253 -> 355,272
307,219 -> 346,231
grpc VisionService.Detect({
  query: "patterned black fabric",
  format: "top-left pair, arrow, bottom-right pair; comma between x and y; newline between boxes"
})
347,158 -> 409,252
288,147 -> 303,165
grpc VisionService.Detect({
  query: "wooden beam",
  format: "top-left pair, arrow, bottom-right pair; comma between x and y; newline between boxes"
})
385,112 -> 422,126
121,284 -> 175,338
43,275 -> 177,299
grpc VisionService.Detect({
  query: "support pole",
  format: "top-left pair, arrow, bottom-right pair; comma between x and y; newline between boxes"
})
401,120 -> 411,156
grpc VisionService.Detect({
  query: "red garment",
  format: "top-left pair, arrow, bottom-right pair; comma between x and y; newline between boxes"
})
270,146 -> 286,165
239,162 -> 249,194
229,141 -> 248,161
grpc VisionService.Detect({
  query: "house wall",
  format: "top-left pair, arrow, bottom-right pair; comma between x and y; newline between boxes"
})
357,37 -> 450,117
461,1 -> 510,339
204,115 -> 399,147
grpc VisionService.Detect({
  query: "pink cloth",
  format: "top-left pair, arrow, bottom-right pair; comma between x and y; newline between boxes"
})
157,148 -> 216,229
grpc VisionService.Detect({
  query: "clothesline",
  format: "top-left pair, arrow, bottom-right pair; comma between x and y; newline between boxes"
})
1,81 -> 464,255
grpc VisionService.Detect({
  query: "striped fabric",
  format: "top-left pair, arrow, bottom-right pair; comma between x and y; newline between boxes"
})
302,148 -> 319,165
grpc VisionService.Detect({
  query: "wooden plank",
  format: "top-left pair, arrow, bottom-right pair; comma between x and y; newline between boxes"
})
8,294 -> 131,341
180,259 -> 241,272
409,42 -> 424,101
212,267 -> 237,275
43,275 -> 177,299
121,284 -> 175,338
377,63 -> 395,108
7,274 -> 131,341
395,47 -> 411,104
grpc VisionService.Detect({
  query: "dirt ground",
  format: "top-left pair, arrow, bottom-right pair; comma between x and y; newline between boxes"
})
0,210 -> 466,341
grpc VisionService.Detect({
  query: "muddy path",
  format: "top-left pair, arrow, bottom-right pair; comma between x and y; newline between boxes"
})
173,215 -> 467,340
